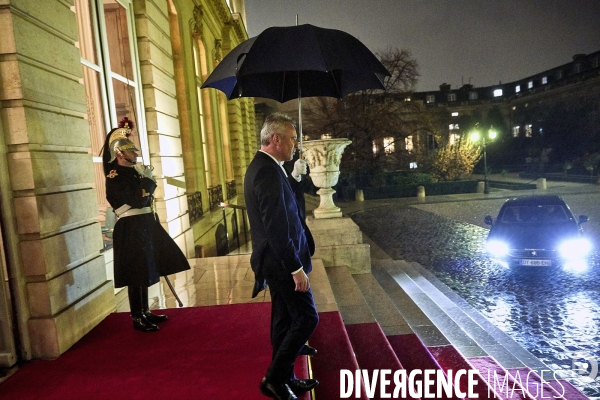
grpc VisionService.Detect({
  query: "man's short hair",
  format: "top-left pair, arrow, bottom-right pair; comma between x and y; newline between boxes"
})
260,112 -> 296,146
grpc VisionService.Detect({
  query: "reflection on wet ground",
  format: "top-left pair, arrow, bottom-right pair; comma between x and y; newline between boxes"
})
352,205 -> 600,397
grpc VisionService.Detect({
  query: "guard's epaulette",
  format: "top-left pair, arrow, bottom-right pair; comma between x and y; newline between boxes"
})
107,170 -> 118,178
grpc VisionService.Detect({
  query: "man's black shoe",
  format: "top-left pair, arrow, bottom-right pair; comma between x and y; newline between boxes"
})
288,378 -> 319,395
144,310 -> 168,324
299,344 -> 317,356
260,377 -> 297,400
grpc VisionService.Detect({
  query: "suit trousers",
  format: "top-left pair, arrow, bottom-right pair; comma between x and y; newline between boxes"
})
263,253 -> 319,384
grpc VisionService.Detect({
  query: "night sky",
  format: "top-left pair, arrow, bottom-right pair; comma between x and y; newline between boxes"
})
244,0 -> 600,92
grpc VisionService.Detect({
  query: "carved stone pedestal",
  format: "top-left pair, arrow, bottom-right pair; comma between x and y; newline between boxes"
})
306,216 -> 371,274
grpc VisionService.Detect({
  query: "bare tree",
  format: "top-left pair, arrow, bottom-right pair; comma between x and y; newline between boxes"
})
304,48 -> 422,174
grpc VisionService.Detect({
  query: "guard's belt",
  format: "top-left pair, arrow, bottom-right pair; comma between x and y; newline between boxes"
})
114,204 -> 152,219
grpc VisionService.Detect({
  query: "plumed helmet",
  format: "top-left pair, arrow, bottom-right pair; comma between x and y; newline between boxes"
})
102,117 -> 139,174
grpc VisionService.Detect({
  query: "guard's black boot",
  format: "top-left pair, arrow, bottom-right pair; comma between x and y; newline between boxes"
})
140,286 -> 167,324
144,309 -> 168,324
132,313 -> 159,332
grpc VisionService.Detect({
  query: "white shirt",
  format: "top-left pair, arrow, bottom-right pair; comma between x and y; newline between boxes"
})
259,150 -> 301,182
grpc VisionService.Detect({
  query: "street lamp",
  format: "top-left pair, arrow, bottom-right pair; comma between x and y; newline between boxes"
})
471,127 -> 497,194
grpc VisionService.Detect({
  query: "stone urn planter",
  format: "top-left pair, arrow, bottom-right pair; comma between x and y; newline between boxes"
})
302,139 -> 352,219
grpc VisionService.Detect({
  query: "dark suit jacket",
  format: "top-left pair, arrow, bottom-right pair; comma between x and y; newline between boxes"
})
244,151 -> 313,297
286,175 -> 315,256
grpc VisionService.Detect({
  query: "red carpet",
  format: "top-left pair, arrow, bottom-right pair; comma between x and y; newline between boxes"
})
429,345 -> 496,399
345,323 -> 420,400
387,334 -> 461,399
468,357 -> 528,400
0,303 -> 310,400
309,311 -> 368,400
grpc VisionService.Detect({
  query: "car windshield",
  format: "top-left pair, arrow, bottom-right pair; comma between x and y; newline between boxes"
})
500,205 -> 569,223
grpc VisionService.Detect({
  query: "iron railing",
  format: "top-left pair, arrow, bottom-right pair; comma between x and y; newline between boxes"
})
226,180 -> 237,199
207,184 -> 223,210
218,202 -> 250,255
187,191 -> 204,224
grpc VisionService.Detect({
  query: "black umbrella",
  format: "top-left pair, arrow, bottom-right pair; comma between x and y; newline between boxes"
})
201,23 -> 390,148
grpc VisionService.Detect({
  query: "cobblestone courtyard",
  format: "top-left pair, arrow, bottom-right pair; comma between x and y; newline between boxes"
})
343,183 -> 600,397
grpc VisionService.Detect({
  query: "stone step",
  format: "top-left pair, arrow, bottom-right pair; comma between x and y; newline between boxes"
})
324,265 -> 375,325
352,271 -> 413,336
370,260 -> 452,348
390,259 -> 547,372
376,259 -> 538,370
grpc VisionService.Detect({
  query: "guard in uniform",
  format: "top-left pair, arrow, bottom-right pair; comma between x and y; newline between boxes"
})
102,118 -> 190,332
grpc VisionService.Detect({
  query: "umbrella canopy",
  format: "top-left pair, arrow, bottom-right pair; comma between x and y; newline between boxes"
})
201,24 -> 390,103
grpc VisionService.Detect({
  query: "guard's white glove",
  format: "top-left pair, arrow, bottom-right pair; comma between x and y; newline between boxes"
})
135,164 -> 154,180
291,158 -> 307,179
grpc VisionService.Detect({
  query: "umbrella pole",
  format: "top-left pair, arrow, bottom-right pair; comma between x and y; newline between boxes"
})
296,15 -> 303,157
298,72 -> 303,157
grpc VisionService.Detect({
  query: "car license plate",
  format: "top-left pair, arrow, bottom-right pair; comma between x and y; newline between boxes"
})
519,259 -> 551,266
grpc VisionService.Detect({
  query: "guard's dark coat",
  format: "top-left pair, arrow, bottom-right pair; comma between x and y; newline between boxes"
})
106,164 -> 190,288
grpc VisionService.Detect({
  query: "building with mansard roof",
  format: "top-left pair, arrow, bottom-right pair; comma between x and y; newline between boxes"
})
410,51 -> 600,171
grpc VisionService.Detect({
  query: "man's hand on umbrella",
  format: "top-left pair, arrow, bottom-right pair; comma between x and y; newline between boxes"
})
292,158 -> 307,179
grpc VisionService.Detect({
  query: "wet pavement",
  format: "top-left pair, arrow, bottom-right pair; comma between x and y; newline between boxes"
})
339,177 -> 600,397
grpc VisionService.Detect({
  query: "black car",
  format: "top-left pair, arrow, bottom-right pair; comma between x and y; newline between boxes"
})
484,195 -> 591,269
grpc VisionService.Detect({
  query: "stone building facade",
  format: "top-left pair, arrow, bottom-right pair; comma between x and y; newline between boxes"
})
0,0 -> 256,364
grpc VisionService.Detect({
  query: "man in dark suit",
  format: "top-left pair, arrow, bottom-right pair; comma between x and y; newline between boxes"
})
244,113 -> 319,400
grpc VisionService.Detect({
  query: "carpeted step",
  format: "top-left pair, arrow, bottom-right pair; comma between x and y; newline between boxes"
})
352,267 -> 462,399
429,344 -> 504,399
372,260 -> 577,399
387,333 -> 462,400
469,356 -> 532,400
294,355 -> 311,400
310,311 -> 368,400
345,322 -> 421,400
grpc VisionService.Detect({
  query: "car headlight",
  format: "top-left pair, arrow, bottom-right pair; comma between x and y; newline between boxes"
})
487,240 -> 509,257
558,238 -> 592,260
